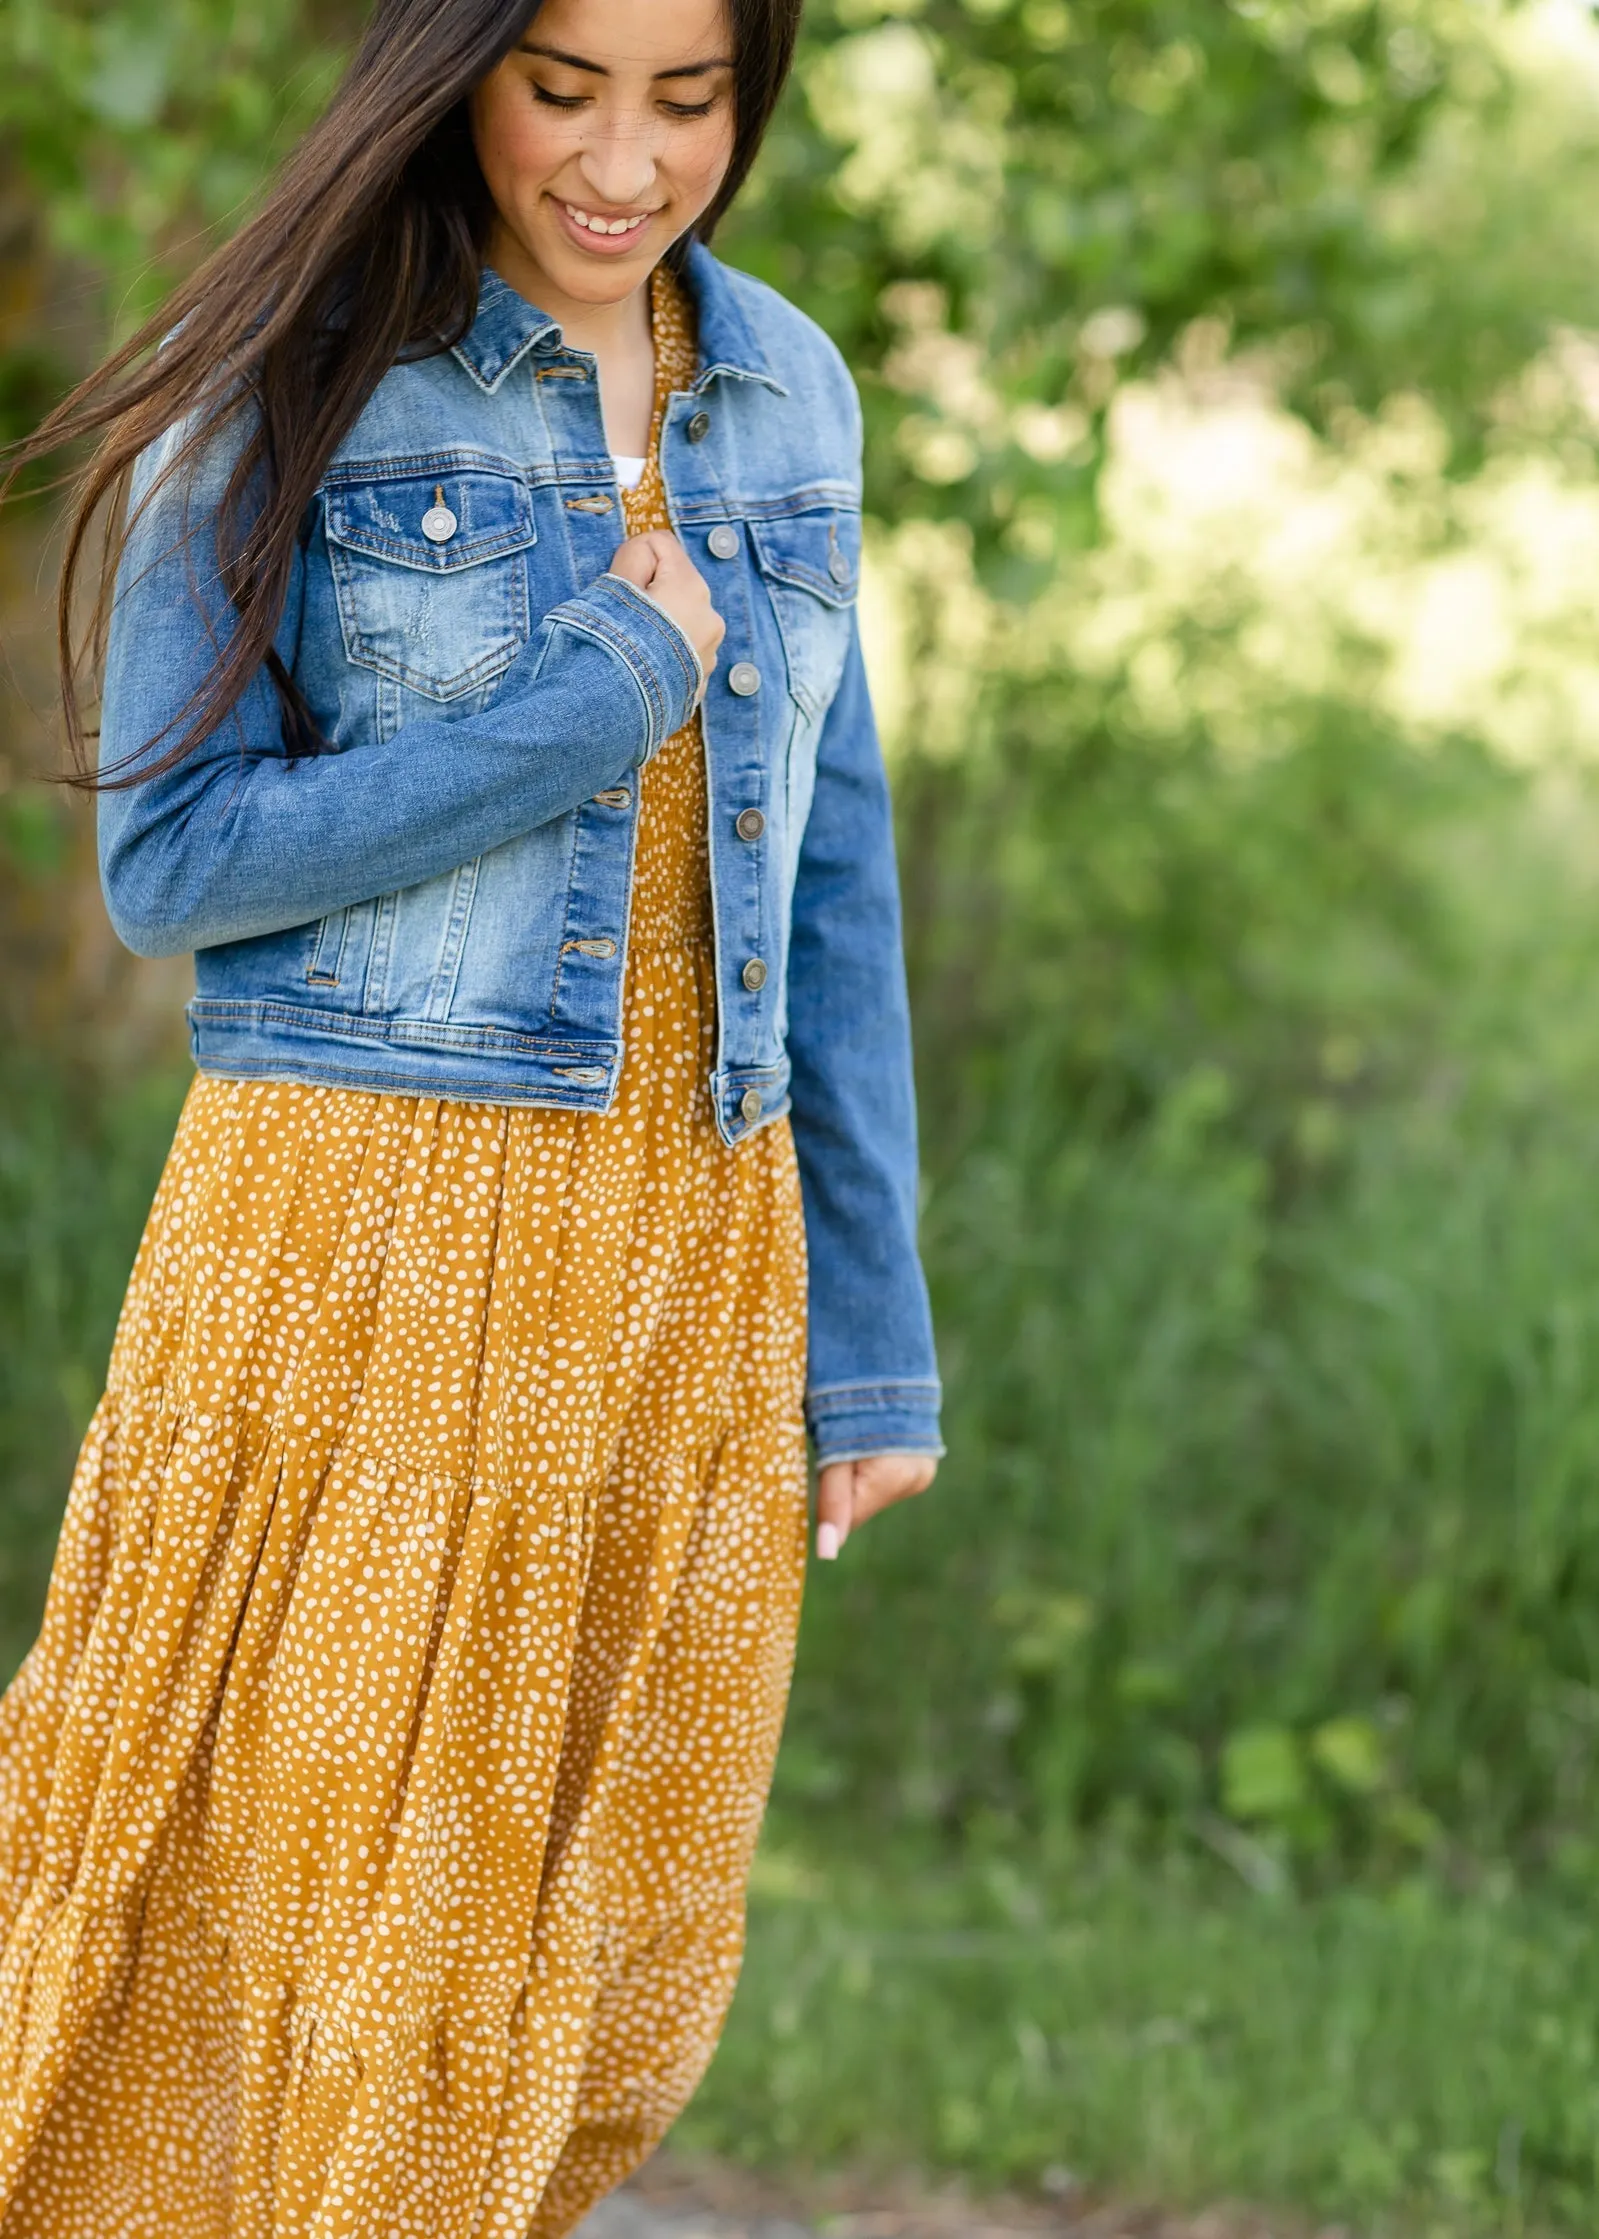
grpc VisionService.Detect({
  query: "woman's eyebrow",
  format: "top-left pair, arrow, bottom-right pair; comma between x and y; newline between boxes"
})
518,41 -> 734,78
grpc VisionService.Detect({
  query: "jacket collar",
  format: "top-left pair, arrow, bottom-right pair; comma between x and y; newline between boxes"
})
681,241 -> 786,396
450,240 -> 786,397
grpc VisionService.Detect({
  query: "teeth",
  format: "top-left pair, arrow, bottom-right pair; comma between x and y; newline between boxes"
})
563,204 -> 650,237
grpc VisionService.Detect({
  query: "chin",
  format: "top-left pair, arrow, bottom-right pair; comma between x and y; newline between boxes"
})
538,232 -> 663,301
558,260 -> 654,304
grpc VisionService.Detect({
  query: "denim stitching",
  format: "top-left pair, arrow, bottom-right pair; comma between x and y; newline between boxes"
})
592,578 -> 702,721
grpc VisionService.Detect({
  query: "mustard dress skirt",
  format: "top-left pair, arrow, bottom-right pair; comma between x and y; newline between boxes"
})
0,269 -> 810,2238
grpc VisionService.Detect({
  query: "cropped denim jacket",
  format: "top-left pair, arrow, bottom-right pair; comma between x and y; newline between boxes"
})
97,243 -> 942,1464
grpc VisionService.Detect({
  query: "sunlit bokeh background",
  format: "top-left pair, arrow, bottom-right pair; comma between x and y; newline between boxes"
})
9,1 -> 1599,2226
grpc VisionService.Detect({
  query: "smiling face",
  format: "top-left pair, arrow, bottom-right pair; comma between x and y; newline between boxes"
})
470,0 -> 737,322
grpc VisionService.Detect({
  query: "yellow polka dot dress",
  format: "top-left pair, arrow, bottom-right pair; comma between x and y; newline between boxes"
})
0,266 -> 810,2238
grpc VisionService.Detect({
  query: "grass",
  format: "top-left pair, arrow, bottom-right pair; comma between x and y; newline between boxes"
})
686,1832 -> 1599,2236
771,745 -> 1599,1888
771,1068 -> 1599,1887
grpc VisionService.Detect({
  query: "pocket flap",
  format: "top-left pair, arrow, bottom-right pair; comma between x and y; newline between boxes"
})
324,459 -> 536,573
749,509 -> 861,607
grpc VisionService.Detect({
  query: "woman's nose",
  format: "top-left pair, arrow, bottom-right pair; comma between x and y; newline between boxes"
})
576,119 -> 659,210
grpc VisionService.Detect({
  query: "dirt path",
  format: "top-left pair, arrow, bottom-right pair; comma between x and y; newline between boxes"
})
578,2152 -> 1352,2239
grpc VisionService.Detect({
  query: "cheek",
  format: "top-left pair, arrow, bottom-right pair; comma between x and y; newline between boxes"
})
471,77 -> 566,203
674,118 -> 737,211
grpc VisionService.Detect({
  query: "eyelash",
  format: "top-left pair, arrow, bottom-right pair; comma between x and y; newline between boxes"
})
531,87 -> 718,119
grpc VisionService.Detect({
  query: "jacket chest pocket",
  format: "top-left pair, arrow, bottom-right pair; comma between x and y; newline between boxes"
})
749,508 -> 861,721
323,459 -> 536,701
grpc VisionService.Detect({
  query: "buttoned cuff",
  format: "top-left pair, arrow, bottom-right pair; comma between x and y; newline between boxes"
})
806,1378 -> 945,1467
548,573 -> 703,763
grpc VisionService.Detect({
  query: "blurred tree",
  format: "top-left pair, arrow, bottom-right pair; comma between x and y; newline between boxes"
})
0,0 -> 352,1049
0,0 -> 348,332
722,0 -> 1599,581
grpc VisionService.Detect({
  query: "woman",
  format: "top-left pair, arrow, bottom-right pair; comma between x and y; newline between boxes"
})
0,0 -> 940,2228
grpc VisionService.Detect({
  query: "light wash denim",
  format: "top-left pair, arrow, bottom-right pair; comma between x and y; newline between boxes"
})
98,243 -> 942,1463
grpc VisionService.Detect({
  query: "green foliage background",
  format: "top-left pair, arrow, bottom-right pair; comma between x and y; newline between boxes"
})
9,0 -> 1599,2226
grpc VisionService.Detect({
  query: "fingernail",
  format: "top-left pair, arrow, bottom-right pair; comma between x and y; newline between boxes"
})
816,1521 -> 841,1561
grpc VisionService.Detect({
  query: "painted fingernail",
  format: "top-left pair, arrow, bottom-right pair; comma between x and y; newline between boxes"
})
816,1521 -> 841,1561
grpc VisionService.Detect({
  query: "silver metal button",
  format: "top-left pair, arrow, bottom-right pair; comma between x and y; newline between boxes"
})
740,1087 -> 763,1124
735,806 -> 765,841
686,410 -> 711,444
828,547 -> 852,584
421,485 -> 457,543
728,661 -> 761,697
741,957 -> 768,992
707,523 -> 740,559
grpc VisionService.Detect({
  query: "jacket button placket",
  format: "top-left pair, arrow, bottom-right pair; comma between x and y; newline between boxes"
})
545,345 -> 633,1026
666,399 -> 767,1142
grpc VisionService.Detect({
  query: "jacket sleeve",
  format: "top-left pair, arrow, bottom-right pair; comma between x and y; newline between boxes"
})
97,401 -> 702,960
785,614 -> 944,1465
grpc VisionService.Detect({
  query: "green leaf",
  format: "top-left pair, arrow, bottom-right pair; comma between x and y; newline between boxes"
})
1311,1715 -> 1388,1796
1221,1725 -> 1307,1823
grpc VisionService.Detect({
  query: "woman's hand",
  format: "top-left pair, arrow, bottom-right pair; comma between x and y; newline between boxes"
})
609,531 -> 725,686
814,1453 -> 939,1559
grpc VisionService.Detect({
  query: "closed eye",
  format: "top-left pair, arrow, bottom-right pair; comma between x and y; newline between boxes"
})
532,86 -> 716,118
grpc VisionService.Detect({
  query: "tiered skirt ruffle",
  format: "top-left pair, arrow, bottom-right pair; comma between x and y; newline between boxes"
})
0,940 -> 808,2238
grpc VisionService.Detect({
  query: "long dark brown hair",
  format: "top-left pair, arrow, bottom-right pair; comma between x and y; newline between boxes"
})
4,0 -> 802,788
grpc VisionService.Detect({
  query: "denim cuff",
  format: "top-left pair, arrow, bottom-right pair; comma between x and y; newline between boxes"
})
547,573 -> 702,762
805,1378 -> 945,1467
615,581 -> 708,710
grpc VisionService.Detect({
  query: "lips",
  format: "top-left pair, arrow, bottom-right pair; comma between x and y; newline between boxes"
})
548,196 -> 660,260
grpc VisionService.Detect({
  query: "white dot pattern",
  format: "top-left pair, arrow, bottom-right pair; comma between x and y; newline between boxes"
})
0,267 -> 809,2237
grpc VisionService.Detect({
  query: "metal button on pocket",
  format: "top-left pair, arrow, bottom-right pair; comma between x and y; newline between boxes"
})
741,957 -> 768,992
740,1088 -> 763,1124
735,806 -> 766,841
728,661 -> 761,697
828,547 -> 852,584
707,523 -> 740,560
420,483 -> 458,543
686,410 -> 711,444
